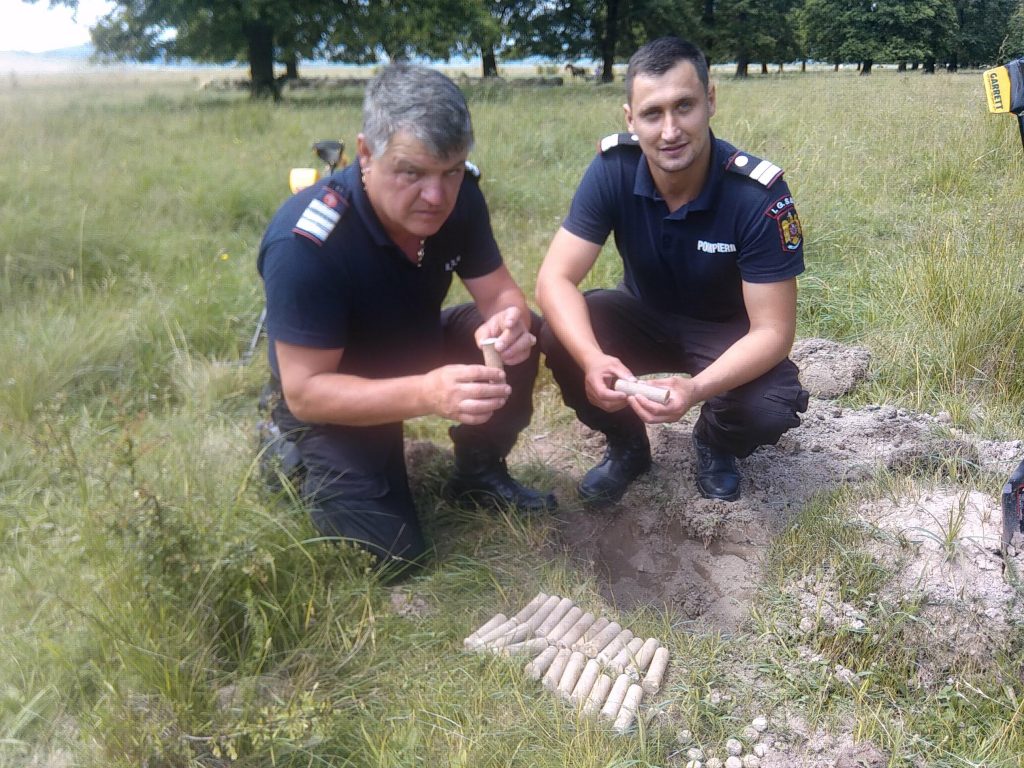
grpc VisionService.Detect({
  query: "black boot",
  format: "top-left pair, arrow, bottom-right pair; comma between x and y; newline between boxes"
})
578,429 -> 651,506
257,419 -> 304,492
448,443 -> 557,515
256,379 -> 304,491
692,432 -> 740,501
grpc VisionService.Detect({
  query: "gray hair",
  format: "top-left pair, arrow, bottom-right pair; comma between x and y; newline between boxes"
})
362,64 -> 474,159
626,37 -> 710,103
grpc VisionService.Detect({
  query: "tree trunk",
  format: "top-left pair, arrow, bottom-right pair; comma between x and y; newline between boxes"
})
481,45 -> 497,77
860,59 -> 873,75
245,21 -> 279,100
897,61 -> 906,72
701,0 -> 715,58
285,51 -> 299,80
600,0 -> 620,84
735,57 -> 749,77
760,62 -> 768,74
383,43 -> 408,62
924,57 -> 936,74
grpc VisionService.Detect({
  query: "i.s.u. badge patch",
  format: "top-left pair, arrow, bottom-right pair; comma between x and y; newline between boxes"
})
766,195 -> 803,251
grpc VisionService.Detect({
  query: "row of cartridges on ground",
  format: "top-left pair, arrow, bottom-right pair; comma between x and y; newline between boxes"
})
463,593 -> 670,733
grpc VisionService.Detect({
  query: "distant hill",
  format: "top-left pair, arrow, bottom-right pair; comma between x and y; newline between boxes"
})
0,43 -> 94,58
41,43 -> 95,60
0,44 -> 100,73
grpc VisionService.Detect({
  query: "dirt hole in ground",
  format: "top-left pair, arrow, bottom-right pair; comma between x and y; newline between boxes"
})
524,339 -> 1024,647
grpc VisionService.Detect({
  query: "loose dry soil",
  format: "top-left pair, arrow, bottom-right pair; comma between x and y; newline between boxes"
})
395,338 -> 1024,764
508,338 -> 1024,765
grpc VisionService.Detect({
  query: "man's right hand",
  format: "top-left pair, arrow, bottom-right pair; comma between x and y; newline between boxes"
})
582,353 -> 635,413
425,364 -> 511,424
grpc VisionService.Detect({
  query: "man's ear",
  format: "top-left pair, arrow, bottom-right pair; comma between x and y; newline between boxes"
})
623,102 -> 634,131
707,82 -> 717,119
356,133 -> 372,169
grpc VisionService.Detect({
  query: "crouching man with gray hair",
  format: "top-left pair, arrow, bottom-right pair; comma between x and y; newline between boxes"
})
258,64 -> 555,572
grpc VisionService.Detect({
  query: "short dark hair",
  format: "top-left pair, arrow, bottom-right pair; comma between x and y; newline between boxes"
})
626,37 -> 710,102
362,63 -> 474,160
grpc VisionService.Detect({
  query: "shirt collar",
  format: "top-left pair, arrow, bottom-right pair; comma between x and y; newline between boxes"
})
632,130 -> 725,215
344,162 -> 394,248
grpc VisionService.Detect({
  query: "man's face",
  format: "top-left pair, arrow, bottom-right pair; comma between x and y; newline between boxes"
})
624,60 -> 716,178
357,129 -> 467,244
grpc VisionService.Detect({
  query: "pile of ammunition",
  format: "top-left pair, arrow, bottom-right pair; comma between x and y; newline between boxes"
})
463,592 -> 669,733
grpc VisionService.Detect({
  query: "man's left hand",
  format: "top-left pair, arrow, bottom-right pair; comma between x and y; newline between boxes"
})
476,306 -> 535,366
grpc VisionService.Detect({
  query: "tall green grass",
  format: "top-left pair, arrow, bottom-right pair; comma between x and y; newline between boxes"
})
2,69 -> 1023,766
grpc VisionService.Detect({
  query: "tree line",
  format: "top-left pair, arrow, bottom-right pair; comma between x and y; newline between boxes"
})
32,0 -> 1024,97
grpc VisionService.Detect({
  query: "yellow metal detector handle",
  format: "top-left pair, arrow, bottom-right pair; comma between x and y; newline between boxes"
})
983,64 -> 1013,113
983,61 -> 1024,152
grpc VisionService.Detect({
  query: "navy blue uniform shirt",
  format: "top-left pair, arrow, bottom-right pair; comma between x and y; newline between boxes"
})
258,162 -> 502,380
563,133 -> 804,322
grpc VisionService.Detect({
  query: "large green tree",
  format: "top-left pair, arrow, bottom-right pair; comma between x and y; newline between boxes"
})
800,0 -> 957,73
800,0 -> 848,68
1004,1 -> 1024,60
712,0 -> 802,76
28,0 -> 353,98
878,0 -> 957,71
439,0 -> 536,78
950,0 -> 1020,68
512,0 -> 702,83
322,0 -> 535,77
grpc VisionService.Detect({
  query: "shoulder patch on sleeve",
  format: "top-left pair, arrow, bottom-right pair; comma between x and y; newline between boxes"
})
464,160 -> 481,179
766,194 -> 803,251
726,150 -> 784,187
292,182 -> 349,246
599,132 -> 641,153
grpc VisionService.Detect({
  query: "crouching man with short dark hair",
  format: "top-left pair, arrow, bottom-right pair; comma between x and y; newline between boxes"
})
536,37 -> 809,506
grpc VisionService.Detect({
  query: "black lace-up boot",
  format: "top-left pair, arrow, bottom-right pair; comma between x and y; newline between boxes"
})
692,432 -> 740,501
448,440 -> 557,515
578,429 -> 651,506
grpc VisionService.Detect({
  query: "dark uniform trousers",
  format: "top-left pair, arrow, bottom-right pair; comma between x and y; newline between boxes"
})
271,304 -> 542,566
540,288 -> 809,459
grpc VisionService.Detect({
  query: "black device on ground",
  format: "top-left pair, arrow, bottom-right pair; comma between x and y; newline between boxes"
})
1002,460 -> 1024,552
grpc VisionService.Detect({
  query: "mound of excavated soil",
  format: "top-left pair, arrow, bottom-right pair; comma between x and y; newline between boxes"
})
511,337 -> 1024,766
524,339 -> 1024,638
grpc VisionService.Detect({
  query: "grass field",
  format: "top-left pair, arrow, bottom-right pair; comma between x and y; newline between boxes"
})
2,66 -> 1023,767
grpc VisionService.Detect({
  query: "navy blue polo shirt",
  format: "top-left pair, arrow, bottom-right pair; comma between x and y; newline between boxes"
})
563,133 -> 804,322
258,162 -> 502,380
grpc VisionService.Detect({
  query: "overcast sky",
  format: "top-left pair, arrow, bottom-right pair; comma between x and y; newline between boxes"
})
0,0 -> 114,53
